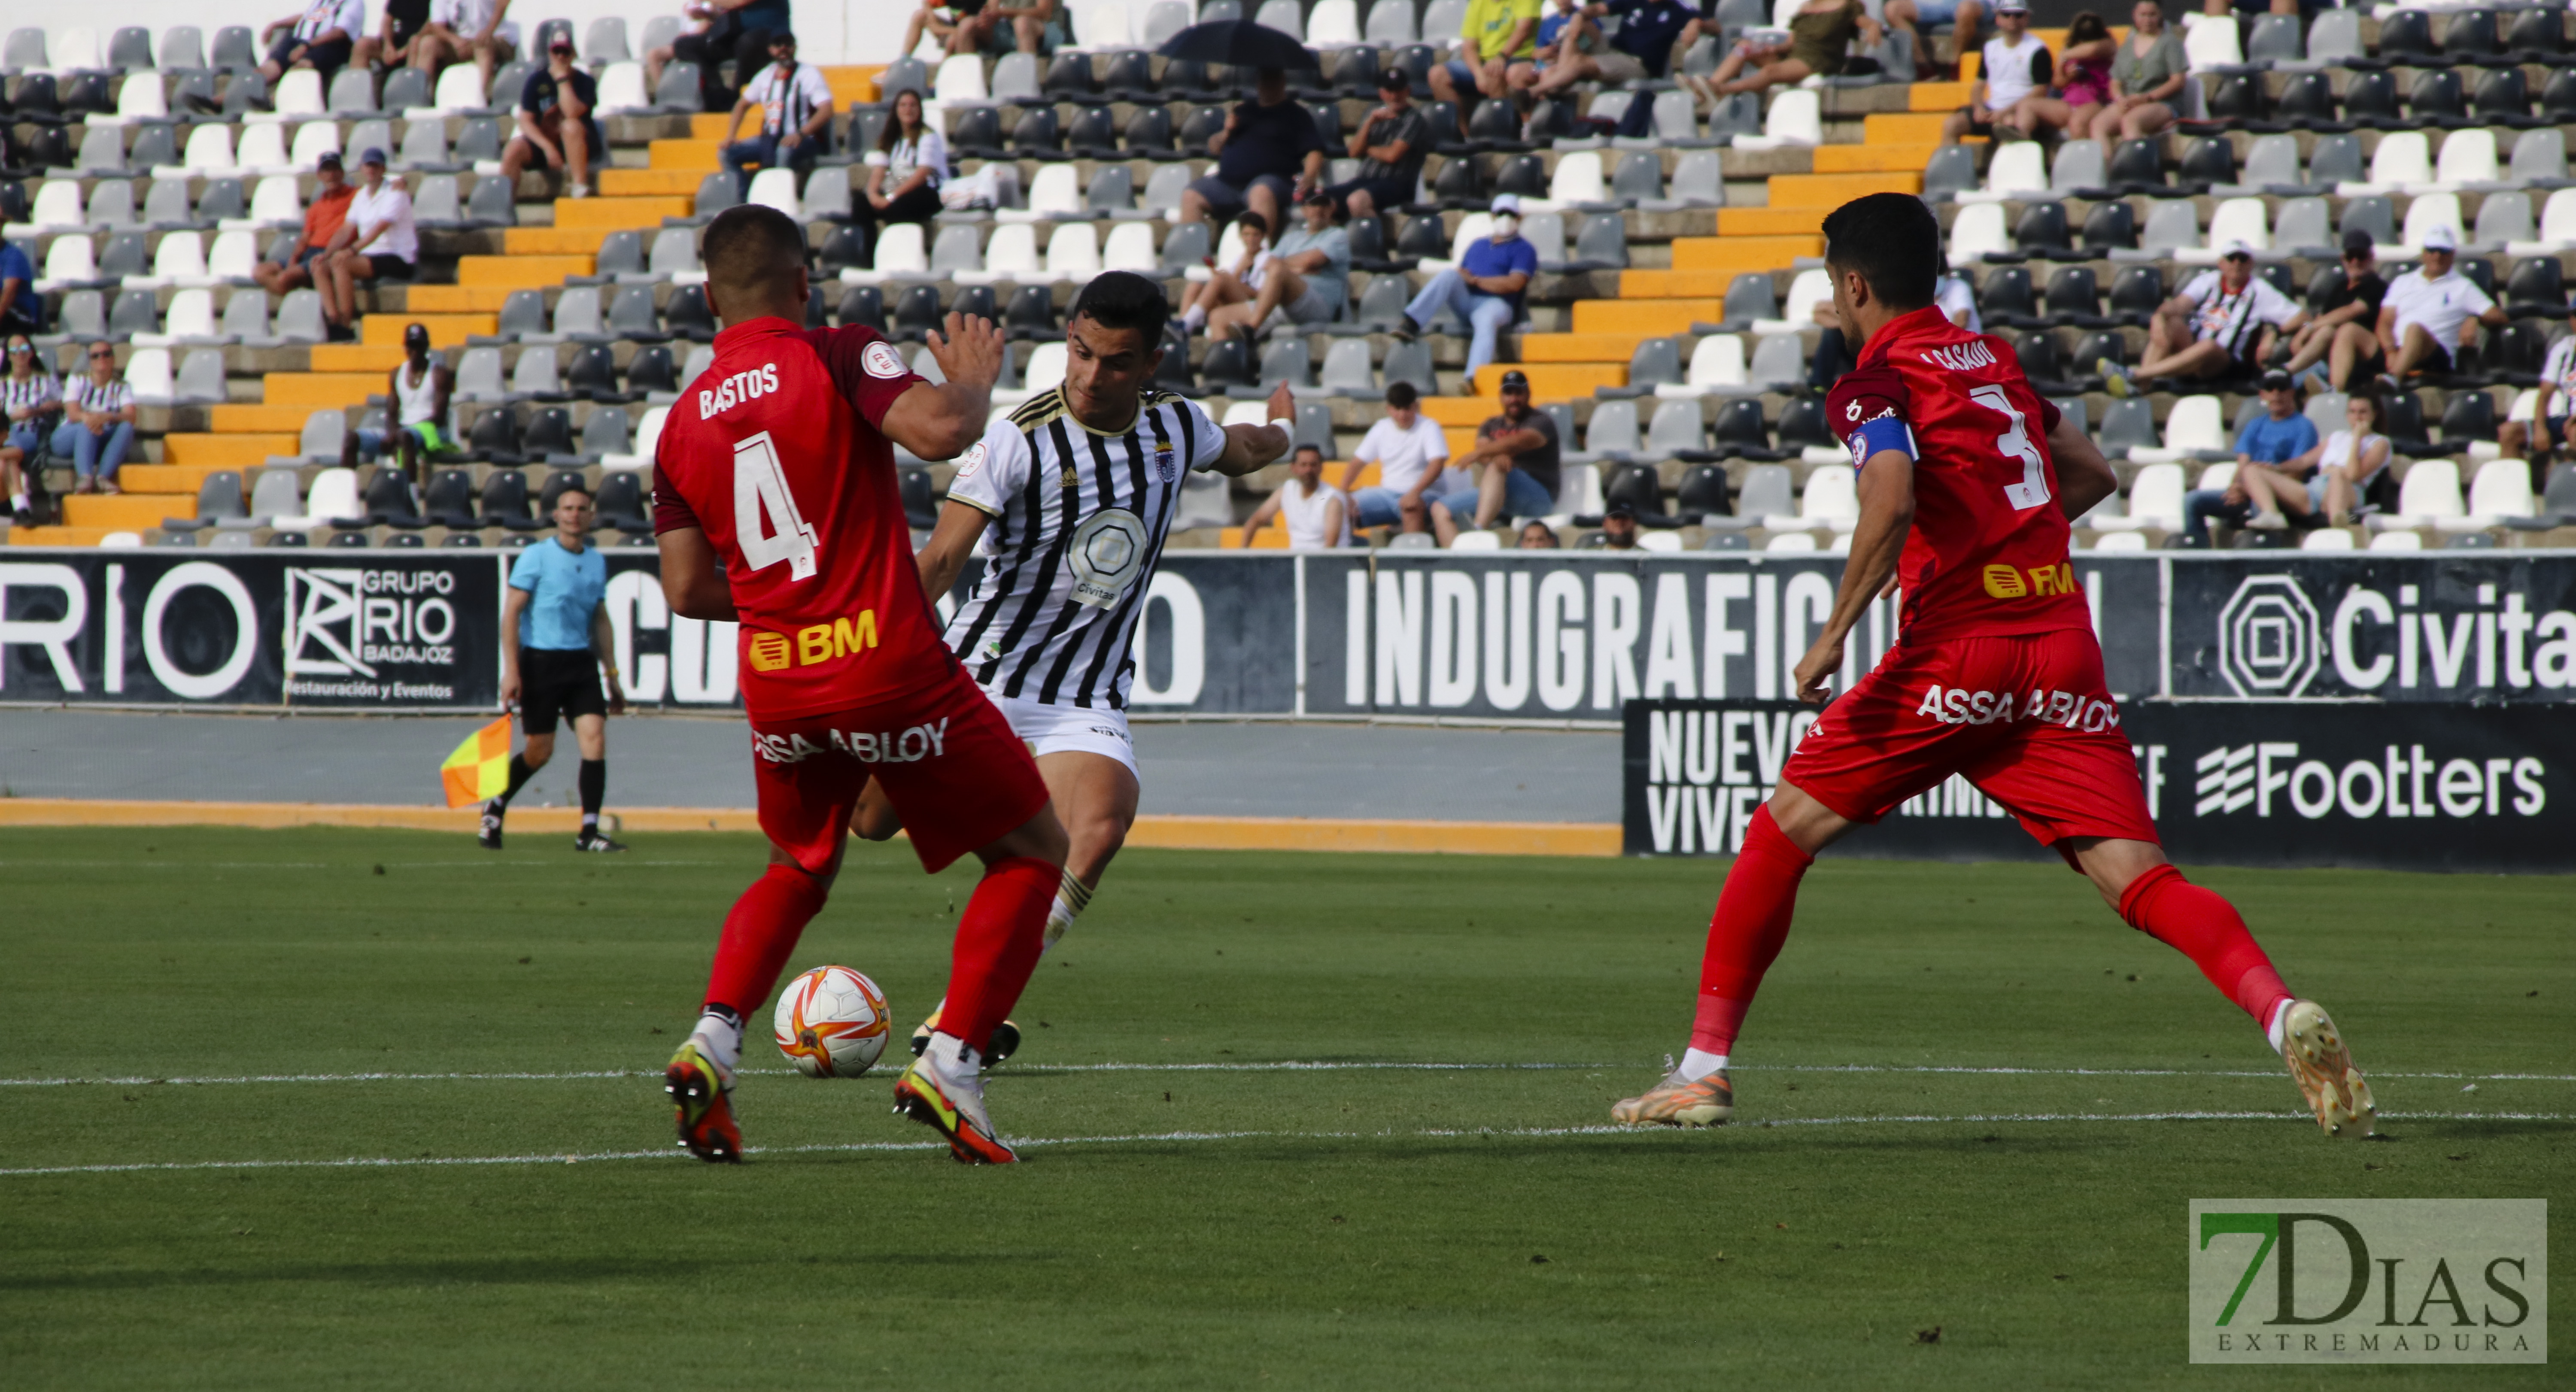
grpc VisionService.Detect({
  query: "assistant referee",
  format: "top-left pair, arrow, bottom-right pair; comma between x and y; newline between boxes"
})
482,483 -> 628,852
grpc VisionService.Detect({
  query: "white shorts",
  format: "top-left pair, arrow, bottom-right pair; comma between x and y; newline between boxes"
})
985,689 -> 1139,779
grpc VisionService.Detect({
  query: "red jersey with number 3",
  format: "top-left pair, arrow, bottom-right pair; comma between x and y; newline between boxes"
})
1825,305 -> 2090,643
652,316 -> 958,720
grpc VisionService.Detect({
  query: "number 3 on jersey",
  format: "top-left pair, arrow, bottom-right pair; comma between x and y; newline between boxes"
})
733,431 -> 820,581
1969,385 -> 2052,511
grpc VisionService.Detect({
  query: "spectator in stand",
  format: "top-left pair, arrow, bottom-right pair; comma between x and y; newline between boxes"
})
1513,0 -> 1600,96
1706,0 -> 1880,97
857,89 -> 948,268
412,0 -> 518,91
2281,390 -> 2393,526
667,0 -> 793,112
3,335 -> 62,524
1581,501 -> 1642,549
1192,189 -> 1351,340
2103,242 -> 2302,394
499,35 -> 603,198
902,0 -> 1065,57
1517,519 -> 1561,547
1178,68 -> 1327,235
317,149 -> 417,342
52,343 -> 136,496
2375,226 -> 2506,387
719,32 -> 834,200
1461,370 -> 1563,528
1176,211 -> 1273,337
2281,230 -> 2387,393
346,322 -> 454,486
2180,369 -> 2318,543
2203,0 -> 2300,19
1884,0 -> 1982,82
1525,0 -> 1702,98
2094,0 -> 2185,140
355,0 -> 432,76
1324,70 -> 1428,225
0,237 -> 38,338
254,152 -> 354,297
2499,303 -> 2576,471
1940,0 -> 2050,143
2026,11 -> 2115,139
258,0 -> 365,87
1239,444 -> 1352,549
1430,0 -> 1542,137
645,0 -> 715,97
1342,380 -> 1473,540
1397,196 -> 1537,382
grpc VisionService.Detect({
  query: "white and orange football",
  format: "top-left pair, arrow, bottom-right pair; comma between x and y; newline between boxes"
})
772,965 -> 892,1079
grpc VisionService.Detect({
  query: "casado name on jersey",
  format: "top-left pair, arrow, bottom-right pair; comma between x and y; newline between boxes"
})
699,362 -> 781,419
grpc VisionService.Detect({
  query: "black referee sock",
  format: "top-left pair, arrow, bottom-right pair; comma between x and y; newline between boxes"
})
489,754 -> 537,812
578,759 -> 606,831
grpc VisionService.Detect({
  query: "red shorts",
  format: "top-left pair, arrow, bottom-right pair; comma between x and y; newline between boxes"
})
747,661 -> 1049,875
1784,628 -> 2160,858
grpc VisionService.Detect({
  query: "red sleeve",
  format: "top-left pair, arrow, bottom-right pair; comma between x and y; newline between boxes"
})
2037,396 -> 2062,435
806,326 -> 928,431
1824,363 -> 1911,445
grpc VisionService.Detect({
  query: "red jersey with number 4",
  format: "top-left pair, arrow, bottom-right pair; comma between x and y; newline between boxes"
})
1824,305 -> 2090,643
652,317 -> 957,720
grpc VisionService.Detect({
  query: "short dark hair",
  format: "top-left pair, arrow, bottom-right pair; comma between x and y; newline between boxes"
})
1293,443 -> 1324,459
702,205 -> 805,306
1385,380 -> 1418,409
1069,271 -> 1170,343
1822,192 -> 1940,313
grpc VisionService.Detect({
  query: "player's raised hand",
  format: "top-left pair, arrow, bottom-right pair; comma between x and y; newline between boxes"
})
1792,633 -> 1844,706
925,311 -> 1005,392
1266,380 -> 1297,424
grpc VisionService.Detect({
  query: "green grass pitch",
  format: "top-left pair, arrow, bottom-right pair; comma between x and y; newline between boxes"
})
2,827 -> 2568,1389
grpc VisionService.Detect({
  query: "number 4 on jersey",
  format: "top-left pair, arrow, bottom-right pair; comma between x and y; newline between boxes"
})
733,431 -> 820,581
1969,385 -> 2053,511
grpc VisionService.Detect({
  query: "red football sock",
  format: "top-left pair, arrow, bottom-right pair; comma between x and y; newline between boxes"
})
2117,863 -> 2293,1026
703,863 -> 831,1017
1689,805 -> 1815,1056
940,856 -> 1058,1057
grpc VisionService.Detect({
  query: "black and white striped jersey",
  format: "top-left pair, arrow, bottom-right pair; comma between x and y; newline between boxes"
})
942,386 -> 1227,709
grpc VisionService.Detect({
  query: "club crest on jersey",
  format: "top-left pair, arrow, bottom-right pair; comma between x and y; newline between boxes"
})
954,440 -> 988,482
1152,440 -> 1178,482
862,340 -> 907,380
1920,340 -> 1997,372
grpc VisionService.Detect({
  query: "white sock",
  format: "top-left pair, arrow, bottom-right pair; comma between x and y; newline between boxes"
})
8,492 -> 24,509
691,1009 -> 741,1076
927,1030 -> 982,1079
1040,872 -> 1092,954
2266,999 -> 2294,1055
1181,304 -> 1207,331
1678,1048 -> 1729,1082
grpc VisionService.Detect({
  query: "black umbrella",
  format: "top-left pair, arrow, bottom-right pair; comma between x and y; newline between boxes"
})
1155,19 -> 1319,70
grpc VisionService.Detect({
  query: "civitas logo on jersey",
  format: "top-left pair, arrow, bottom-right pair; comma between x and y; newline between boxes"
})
698,362 -> 781,419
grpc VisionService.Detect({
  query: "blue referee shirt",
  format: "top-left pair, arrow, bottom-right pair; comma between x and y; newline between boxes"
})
509,536 -> 607,651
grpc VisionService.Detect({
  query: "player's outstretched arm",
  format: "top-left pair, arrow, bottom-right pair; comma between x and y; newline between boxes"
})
880,312 -> 1005,461
1209,381 -> 1297,478
1792,448 -> 1914,704
656,526 -> 738,621
2047,412 -> 2119,522
914,499 -> 993,603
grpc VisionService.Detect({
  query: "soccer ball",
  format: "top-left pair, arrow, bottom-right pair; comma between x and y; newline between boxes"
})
773,966 -> 892,1079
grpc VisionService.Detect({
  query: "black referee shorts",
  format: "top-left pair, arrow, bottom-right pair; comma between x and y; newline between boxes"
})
518,647 -> 607,735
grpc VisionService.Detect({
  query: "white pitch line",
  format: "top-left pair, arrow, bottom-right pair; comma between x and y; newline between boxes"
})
4,1112 -> 2567,1179
7,1061 -> 2572,1089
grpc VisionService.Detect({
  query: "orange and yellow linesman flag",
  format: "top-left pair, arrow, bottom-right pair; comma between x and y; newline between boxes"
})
439,716 -> 515,808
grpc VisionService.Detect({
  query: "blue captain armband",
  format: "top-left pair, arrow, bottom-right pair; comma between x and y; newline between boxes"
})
1846,415 -> 1917,467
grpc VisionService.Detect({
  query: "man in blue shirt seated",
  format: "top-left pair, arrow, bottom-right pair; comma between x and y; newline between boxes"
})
1397,195 -> 1540,381
2180,370 -> 2321,546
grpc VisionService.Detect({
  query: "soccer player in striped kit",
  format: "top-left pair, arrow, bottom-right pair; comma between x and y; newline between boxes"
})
857,272 -> 1296,1056
1612,194 -> 2375,1139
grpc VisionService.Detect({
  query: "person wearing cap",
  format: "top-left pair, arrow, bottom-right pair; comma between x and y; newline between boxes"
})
1940,0 -> 2052,143
252,152 -> 354,299
1431,0 -> 1543,136
718,32 -> 835,200
1457,369 -> 1564,529
2178,368 -> 2320,543
1179,68 -> 1329,235
346,323 -> 456,486
2280,230 -> 2388,392
314,149 -> 418,343
1582,502 -> 1643,549
2500,302 -> 2576,473
1398,197 -> 1538,382
258,0 -> 365,87
2105,240 -> 2302,394
501,33 -> 603,198
1323,70 -> 1431,225
2374,227 -> 2506,385
413,0 -> 520,93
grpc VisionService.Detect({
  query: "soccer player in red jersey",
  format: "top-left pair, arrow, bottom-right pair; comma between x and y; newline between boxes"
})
650,206 -> 1067,1165
1611,194 -> 2374,1138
